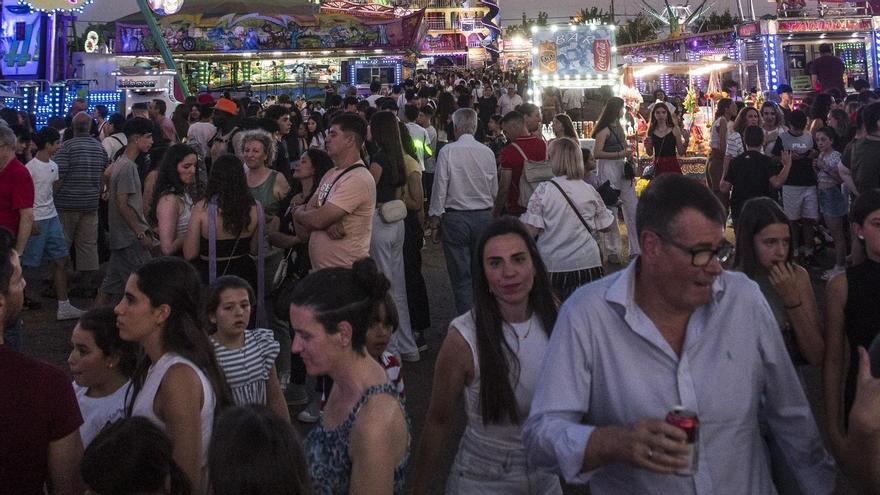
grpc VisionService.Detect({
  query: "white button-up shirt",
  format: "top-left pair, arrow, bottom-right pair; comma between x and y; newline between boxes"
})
522,262 -> 836,494
429,133 -> 498,216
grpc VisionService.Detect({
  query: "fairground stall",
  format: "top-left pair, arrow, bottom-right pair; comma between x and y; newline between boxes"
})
528,22 -> 619,150
736,15 -> 878,95
106,0 -> 425,99
621,60 -> 759,183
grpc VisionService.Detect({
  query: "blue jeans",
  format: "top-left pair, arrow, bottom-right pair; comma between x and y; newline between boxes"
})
441,210 -> 492,316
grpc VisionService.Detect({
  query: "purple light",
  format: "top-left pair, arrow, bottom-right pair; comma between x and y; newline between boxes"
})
692,40 -> 698,48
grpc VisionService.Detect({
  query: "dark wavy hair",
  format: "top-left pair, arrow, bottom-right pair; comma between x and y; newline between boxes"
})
471,217 -> 557,425
553,113 -> 578,139
78,306 -> 139,378
209,405 -> 312,495
828,108 -> 852,150
307,113 -> 325,144
298,148 -> 333,203
204,154 -> 254,236
148,144 -> 199,227
82,417 -> 191,495
733,197 -> 793,277
592,96 -> 625,138
714,98 -> 734,121
369,111 -> 407,189
126,257 -> 233,416
290,257 -> 390,356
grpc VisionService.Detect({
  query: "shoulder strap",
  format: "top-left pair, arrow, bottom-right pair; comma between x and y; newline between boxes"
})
208,201 -> 218,282
548,179 -> 591,235
254,201 -> 266,328
510,142 -> 529,161
327,162 -> 366,198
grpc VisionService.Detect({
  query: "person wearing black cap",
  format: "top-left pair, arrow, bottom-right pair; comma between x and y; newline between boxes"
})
777,84 -> 794,127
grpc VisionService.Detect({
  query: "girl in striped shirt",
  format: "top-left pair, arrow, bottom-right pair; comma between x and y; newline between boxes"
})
206,275 -> 290,421
366,292 -> 406,399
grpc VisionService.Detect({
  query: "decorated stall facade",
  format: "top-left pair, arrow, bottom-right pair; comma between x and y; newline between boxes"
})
736,16 -> 878,94
113,6 -> 425,96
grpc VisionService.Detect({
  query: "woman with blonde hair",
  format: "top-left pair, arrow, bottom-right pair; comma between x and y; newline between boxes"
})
520,137 -> 614,300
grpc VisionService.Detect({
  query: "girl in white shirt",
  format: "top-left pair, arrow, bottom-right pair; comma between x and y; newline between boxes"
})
68,306 -> 138,448
116,257 -> 233,491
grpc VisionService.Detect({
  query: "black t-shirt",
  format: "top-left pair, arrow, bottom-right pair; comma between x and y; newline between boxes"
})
724,150 -> 779,218
771,132 -> 816,186
370,150 -> 404,203
810,54 -> 846,93
477,96 -> 497,120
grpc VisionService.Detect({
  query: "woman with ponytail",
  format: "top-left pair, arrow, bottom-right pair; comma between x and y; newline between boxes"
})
289,257 -> 410,495
116,256 -> 232,492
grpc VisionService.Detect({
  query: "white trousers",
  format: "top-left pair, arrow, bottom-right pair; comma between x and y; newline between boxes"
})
369,212 -> 418,356
597,158 -> 640,258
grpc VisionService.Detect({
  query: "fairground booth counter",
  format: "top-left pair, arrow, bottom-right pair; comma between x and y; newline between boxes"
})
102,0 -> 426,100
736,14 -> 877,96
528,23 -> 620,150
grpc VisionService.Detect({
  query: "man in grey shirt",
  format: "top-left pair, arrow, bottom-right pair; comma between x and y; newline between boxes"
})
95,118 -> 154,306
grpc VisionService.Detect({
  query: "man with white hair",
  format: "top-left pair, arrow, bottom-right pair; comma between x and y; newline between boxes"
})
499,84 -> 523,115
429,108 -> 498,315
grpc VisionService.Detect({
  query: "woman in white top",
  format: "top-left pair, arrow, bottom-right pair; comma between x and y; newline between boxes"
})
307,114 -> 326,150
761,101 -> 787,155
148,144 -> 199,256
116,257 -> 232,491
68,306 -> 138,448
521,139 -> 614,301
708,98 -> 736,208
412,217 -> 562,495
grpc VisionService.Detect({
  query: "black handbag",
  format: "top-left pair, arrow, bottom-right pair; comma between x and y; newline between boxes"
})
596,180 -> 621,206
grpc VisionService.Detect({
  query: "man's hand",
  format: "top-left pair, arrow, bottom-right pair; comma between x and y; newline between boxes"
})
327,221 -> 346,240
586,419 -> 690,474
139,231 -> 153,250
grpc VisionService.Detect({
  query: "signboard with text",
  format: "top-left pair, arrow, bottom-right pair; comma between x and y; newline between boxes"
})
777,18 -> 873,33
531,25 -> 616,76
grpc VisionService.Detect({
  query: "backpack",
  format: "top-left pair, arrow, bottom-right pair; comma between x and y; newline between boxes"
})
513,142 -> 553,209
207,126 -> 240,168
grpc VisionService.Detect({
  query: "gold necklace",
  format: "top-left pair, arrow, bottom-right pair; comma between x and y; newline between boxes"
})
508,317 -> 533,341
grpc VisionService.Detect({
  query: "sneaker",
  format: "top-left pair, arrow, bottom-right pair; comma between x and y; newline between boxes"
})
284,384 -> 309,406
296,398 -> 322,423
400,350 -> 420,363
56,301 -> 85,321
24,295 -> 42,311
415,331 -> 428,353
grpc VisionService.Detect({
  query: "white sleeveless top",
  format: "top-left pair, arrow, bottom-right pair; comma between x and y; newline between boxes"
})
451,310 -> 550,450
131,353 -> 215,469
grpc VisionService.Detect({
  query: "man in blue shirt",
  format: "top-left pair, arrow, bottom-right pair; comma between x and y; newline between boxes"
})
523,174 -> 835,494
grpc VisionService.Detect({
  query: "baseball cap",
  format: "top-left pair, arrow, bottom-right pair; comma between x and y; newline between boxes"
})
214,97 -> 239,116
197,93 -> 215,106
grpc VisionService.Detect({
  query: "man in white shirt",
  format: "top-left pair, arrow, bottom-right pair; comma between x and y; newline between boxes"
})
562,88 -> 584,120
417,106 -> 438,209
499,85 -> 524,116
366,80 -> 384,108
403,104 -> 427,171
522,174 -> 836,494
429,108 -> 498,315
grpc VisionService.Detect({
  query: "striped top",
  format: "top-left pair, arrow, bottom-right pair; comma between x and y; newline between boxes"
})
53,137 -> 109,211
211,328 -> 279,406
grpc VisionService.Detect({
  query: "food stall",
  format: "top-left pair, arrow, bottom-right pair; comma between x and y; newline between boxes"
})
736,16 -> 879,95
528,23 -> 620,151
110,1 -> 425,99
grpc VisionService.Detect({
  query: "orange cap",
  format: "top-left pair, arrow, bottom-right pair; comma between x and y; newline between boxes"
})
214,97 -> 239,116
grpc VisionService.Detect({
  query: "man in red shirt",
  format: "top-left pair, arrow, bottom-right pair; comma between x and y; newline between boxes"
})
811,43 -> 846,94
0,227 -> 84,494
493,111 -> 547,216
0,124 -> 34,255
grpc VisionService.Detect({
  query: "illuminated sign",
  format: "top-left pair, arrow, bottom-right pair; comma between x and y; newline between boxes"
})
148,0 -> 183,15
2,0 -> 41,76
736,22 -> 759,38
117,79 -> 158,88
84,30 -> 99,53
531,25 -> 617,76
18,0 -> 93,13
777,18 -> 873,33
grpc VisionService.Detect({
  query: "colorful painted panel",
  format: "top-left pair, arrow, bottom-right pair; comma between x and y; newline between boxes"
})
115,11 -> 424,54
531,25 -> 617,76
1,0 -> 41,76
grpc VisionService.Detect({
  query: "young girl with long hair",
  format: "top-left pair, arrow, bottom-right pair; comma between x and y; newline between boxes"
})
117,256 -> 233,490
148,144 -> 199,256
205,275 -> 289,421
644,103 -> 686,176
307,114 -> 326,149
412,217 -> 561,495
813,127 -> 848,279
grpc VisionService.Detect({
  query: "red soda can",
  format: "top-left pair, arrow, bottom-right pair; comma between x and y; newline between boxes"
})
666,406 -> 699,476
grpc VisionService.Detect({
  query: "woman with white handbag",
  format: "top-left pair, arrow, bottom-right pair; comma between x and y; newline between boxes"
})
367,111 -> 421,363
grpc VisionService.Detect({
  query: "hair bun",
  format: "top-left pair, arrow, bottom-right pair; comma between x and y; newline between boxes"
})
352,258 -> 390,301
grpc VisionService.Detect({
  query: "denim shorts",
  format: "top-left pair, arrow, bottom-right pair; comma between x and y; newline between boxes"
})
445,435 -> 563,495
818,185 -> 848,218
21,216 -> 69,267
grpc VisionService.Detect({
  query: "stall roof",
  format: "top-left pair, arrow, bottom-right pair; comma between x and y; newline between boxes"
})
624,60 -> 756,78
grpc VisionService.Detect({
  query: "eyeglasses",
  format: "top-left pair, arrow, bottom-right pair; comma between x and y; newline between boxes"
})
657,234 -> 734,267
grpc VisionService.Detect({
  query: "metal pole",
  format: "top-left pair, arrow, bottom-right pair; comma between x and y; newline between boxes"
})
135,0 -> 190,97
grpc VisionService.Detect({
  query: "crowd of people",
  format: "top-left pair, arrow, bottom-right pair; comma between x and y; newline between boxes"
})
2,65 -> 880,494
